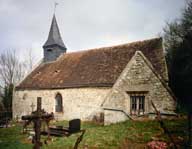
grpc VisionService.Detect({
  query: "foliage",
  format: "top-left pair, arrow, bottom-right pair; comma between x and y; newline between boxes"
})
170,32 -> 192,112
163,1 -> 192,147
164,1 -> 192,113
0,119 -> 188,149
2,84 -> 14,111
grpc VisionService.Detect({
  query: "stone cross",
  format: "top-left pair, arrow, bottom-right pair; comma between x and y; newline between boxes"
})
30,102 -> 35,112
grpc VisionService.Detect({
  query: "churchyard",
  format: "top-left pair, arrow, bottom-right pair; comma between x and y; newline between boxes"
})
0,117 -> 188,148
0,1 -> 191,149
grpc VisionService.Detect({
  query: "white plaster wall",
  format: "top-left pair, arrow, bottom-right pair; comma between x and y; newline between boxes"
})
13,88 -> 110,121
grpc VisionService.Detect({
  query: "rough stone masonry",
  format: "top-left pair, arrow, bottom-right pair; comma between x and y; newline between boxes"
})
13,14 -> 176,125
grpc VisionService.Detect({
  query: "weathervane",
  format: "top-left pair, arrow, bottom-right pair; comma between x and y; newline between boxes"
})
54,2 -> 59,14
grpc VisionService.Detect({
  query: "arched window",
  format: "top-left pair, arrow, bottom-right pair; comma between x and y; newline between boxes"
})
55,93 -> 63,112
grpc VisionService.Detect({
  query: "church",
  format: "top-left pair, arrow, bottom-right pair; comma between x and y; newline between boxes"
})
13,15 -> 176,125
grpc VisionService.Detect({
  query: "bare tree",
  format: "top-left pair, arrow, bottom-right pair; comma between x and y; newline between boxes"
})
0,50 -> 25,88
0,49 -> 38,111
0,50 -> 26,110
22,48 -> 39,77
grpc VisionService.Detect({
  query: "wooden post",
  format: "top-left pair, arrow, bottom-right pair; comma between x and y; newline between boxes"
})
151,100 -> 177,148
73,130 -> 86,149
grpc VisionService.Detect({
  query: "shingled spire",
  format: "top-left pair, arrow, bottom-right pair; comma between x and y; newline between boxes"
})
43,14 -> 67,62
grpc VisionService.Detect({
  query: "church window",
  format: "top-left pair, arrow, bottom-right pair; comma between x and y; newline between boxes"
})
55,93 -> 63,112
129,92 -> 145,115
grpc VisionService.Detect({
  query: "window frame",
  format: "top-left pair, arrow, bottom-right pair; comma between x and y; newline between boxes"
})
127,91 -> 147,116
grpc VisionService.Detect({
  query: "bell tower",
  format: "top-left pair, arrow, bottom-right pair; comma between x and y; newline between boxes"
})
43,14 -> 67,62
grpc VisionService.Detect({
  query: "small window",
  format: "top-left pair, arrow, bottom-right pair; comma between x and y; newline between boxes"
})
55,93 -> 63,112
130,93 -> 145,115
47,49 -> 52,52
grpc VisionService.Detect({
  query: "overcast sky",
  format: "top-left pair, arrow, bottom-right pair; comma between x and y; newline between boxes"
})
0,0 -> 186,61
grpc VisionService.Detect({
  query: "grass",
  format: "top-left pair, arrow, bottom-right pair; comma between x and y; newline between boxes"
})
0,125 -> 33,149
0,118 -> 188,149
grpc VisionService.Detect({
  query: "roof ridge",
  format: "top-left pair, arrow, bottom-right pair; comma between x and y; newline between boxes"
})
62,37 -> 162,56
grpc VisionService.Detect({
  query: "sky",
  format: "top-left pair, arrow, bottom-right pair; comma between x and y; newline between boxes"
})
0,0 -> 186,61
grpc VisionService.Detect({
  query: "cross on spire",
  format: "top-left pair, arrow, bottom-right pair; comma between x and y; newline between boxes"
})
43,14 -> 66,49
54,2 -> 59,14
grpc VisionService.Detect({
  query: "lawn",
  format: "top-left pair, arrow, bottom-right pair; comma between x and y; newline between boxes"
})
0,118 -> 188,149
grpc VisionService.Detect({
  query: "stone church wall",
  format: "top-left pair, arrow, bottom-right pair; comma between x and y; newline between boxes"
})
104,110 -> 128,125
103,51 -> 176,125
13,51 -> 176,125
13,88 -> 110,121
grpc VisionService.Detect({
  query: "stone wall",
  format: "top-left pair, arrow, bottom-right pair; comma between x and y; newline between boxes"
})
104,110 -> 129,125
13,88 -> 110,121
103,51 -> 176,124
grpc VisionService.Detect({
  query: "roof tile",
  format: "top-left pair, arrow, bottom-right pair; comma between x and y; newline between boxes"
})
16,37 -> 167,90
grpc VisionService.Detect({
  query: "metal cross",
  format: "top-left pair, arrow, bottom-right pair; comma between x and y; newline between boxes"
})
30,102 -> 35,112
22,97 -> 54,149
34,97 -> 42,149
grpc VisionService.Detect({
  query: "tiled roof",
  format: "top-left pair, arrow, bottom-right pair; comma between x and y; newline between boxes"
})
16,38 -> 167,90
